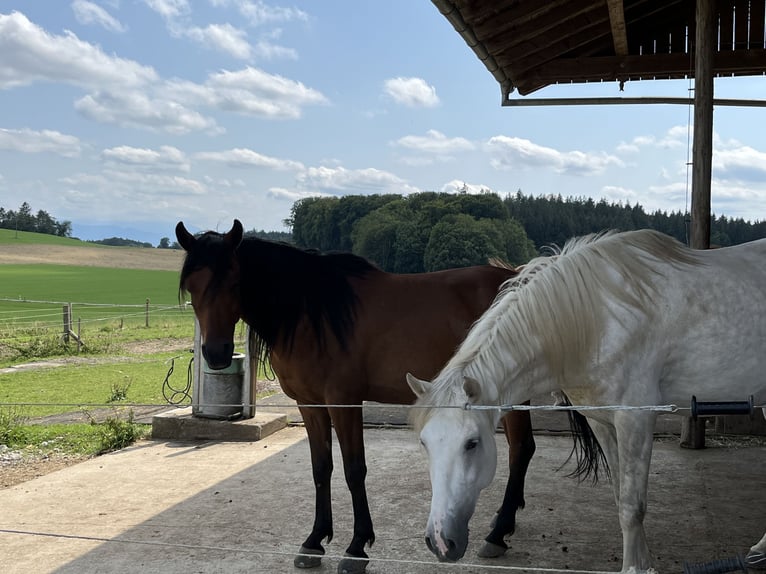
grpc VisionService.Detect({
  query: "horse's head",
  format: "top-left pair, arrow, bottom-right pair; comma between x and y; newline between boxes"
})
176,219 -> 244,370
406,372 -> 498,562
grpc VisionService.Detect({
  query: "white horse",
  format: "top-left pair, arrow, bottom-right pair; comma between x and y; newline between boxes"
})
407,229 -> 766,573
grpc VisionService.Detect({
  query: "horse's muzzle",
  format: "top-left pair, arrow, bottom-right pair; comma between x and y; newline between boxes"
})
425,531 -> 466,562
201,343 -> 234,370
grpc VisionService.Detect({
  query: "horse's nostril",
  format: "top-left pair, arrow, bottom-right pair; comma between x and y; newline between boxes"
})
425,535 -> 434,553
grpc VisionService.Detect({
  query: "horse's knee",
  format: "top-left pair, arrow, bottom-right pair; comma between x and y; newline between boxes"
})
312,457 -> 333,487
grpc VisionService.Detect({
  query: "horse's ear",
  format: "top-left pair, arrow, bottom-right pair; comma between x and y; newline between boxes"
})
463,376 -> 482,403
225,219 -> 244,249
406,372 -> 431,398
175,222 -> 195,252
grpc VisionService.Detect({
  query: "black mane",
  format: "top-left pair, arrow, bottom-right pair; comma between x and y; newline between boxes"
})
181,233 -> 378,356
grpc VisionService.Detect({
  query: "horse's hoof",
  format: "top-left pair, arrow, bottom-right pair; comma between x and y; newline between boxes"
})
477,541 -> 508,558
337,553 -> 369,574
746,550 -> 766,570
294,546 -> 323,569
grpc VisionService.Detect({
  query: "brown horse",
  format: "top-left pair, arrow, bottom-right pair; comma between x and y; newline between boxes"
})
175,219 -> 598,573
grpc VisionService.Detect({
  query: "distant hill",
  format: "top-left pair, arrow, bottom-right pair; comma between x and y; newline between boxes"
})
0,228 -> 183,271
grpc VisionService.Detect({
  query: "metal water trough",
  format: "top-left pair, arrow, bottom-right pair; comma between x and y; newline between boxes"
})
195,352 -> 246,420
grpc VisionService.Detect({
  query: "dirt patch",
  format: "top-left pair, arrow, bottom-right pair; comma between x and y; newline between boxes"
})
0,448 -> 91,489
0,243 -> 185,270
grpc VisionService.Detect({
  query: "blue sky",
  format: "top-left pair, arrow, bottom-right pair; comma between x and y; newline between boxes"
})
2,1 -> 766,244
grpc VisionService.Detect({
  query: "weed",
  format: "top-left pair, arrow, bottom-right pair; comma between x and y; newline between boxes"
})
0,407 -> 29,445
108,373 -> 132,402
93,412 -> 146,454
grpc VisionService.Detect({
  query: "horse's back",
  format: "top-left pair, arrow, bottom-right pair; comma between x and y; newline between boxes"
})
346,265 -> 514,404
649,238 -> 766,404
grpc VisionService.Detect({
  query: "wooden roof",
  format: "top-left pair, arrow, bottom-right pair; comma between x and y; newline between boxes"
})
432,0 -> 766,98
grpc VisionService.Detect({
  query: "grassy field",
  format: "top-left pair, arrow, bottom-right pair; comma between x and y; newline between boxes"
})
0,231 -> 205,456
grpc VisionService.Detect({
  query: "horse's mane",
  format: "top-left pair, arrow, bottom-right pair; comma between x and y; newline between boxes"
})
180,232 -> 379,359
413,229 -> 701,431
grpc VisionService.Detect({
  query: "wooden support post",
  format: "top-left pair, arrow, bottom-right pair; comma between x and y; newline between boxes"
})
62,304 -> 71,343
681,0 -> 715,449
145,298 -> 150,328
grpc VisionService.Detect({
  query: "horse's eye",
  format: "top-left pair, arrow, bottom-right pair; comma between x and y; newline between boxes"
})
465,438 -> 479,452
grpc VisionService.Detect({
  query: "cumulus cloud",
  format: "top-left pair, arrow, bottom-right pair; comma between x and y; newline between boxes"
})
181,23 -> 252,59
295,165 -> 419,196
617,125 -> 689,153
101,145 -> 190,171
440,180 -> 495,195
143,0 -> 189,19
384,77 -> 439,108
267,187 -> 329,202
0,127 -> 81,157
75,90 -> 220,134
211,0 -> 308,27
395,130 -> 474,155
72,0 -> 126,32
487,135 -> 624,176
0,11 -> 157,89
394,130 -> 475,166
714,144 -> 766,182
195,148 -> 304,170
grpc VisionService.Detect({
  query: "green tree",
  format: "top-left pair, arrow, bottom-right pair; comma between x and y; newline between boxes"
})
424,214 -> 504,271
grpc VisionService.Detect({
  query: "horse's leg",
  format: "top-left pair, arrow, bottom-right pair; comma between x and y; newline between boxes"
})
478,408 -> 535,558
746,530 -> 766,569
295,406 -> 334,569
586,418 -> 620,506
614,411 -> 656,573
329,406 -> 373,574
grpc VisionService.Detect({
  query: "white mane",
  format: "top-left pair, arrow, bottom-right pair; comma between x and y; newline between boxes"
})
414,229 -> 701,425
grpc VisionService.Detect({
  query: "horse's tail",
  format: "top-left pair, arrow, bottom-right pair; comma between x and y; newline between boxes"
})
561,397 -> 610,483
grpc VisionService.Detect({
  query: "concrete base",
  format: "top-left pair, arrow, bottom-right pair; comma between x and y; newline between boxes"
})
151,407 -> 287,441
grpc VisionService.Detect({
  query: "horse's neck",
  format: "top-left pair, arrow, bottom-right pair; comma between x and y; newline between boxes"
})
461,339 -> 556,408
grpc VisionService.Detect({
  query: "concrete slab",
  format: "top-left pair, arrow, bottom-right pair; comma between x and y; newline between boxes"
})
0,425 -> 763,574
151,407 -> 287,441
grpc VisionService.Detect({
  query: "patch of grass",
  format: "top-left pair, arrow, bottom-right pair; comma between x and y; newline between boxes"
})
0,352 -> 191,417
0,416 -> 150,457
0,228 -> 94,247
92,412 -> 146,454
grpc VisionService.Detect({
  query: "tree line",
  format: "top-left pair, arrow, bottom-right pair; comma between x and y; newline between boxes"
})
0,202 -> 72,237
287,191 -> 766,272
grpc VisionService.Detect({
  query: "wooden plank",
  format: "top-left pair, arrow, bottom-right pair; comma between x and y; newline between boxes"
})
720,0 -> 735,50
734,0 -> 749,49
606,0 -> 629,56
751,0 -> 766,48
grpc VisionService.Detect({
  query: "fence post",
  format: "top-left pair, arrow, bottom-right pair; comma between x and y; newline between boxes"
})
145,298 -> 150,327
62,304 -> 71,343
77,318 -> 82,353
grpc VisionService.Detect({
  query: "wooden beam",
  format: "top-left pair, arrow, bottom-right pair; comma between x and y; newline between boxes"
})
606,0 -> 629,56
691,0 -> 714,251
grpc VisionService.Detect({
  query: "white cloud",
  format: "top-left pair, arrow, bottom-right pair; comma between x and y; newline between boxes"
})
101,145 -> 190,171
395,130 -> 474,155
143,0 -> 189,19
213,0 -> 308,27
72,0 -> 126,32
487,135 -> 624,176
384,77 -> 439,108
192,66 -> 328,118
0,11 -> 157,89
75,90 -> 220,134
617,125 -> 689,153
296,165 -> 419,196
440,180 -> 495,195
714,145 -> 766,182
0,127 -> 81,157
267,187 -> 328,202
181,23 -> 252,59
195,148 -> 304,170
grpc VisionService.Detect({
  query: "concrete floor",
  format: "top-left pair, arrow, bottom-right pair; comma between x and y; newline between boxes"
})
0,416 -> 764,574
